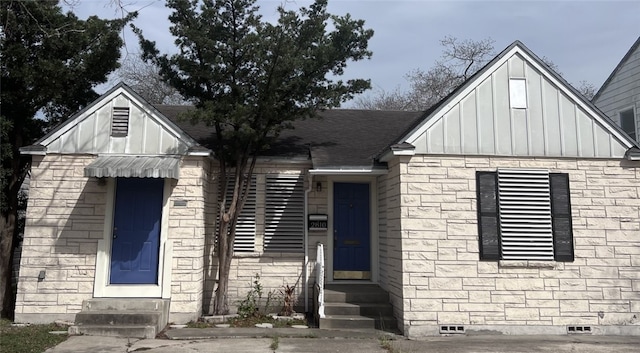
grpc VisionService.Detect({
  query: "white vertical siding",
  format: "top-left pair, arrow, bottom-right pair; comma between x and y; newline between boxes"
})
410,53 -> 633,158
593,39 -> 640,142
43,94 -> 190,155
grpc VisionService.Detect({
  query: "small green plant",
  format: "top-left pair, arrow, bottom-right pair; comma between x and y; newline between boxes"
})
237,274 -> 263,318
270,335 -> 280,351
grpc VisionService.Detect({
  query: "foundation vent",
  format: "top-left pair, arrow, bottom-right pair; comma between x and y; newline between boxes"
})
567,326 -> 592,334
440,325 -> 465,334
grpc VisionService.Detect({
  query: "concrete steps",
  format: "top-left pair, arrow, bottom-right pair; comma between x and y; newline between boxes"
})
69,299 -> 170,338
320,284 -> 397,331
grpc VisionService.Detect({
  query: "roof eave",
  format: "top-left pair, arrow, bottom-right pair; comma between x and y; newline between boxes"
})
19,144 -> 47,155
379,143 -> 416,162
309,167 -> 388,175
626,147 -> 640,161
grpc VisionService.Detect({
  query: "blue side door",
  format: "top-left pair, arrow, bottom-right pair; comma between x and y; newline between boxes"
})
333,182 -> 370,279
110,178 -> 163,284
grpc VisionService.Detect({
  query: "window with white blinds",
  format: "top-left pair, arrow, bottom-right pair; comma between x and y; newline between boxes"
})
218,177 -> 256,252
264,174 -> 304,252
476,169 -> 574,262
497,169 -> 554,260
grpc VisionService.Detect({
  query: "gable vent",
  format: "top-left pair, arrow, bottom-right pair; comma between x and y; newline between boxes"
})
264,174 -> 304,252
111,107 -> 130,137
497,168 -> 554,260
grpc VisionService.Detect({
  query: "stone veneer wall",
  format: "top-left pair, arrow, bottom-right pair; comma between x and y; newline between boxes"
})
377,162 -> 405,328
15,155 -> 107,323
15,154 -> 211,324
202,164 -> 312,315
166,156 -> 209,323
396,155 -> 639,337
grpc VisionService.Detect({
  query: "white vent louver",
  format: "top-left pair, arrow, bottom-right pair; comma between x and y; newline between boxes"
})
497,169 -> 553,260
264,174 -> 304,252
111,107 -> 130,137
218,177 -> 256,252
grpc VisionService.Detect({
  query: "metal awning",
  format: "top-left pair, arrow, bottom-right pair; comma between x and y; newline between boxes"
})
84,156 -> 181,179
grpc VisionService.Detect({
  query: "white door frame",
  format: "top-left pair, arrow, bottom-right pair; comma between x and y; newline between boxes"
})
93,178 -> 171,298
326,175 -> 379,283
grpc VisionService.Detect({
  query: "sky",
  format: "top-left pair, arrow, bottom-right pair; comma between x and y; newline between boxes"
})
67,0 -> 640,106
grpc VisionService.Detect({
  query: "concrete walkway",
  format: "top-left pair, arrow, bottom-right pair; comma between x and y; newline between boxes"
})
44,328 -> 640,353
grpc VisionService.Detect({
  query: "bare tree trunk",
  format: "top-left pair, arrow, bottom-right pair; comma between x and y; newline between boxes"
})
0,211 -> 16,319
1,134 -> 28,319
213,217 -> 232,314
211,155 -> 257,315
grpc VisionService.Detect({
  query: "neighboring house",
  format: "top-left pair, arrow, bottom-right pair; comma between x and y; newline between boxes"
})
593,36 -> 640,141
16,41 -> 639,338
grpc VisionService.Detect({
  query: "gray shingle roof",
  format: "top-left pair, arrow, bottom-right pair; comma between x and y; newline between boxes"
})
153,105 -> 423,168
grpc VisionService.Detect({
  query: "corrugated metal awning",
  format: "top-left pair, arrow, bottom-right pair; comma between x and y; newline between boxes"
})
84,156 -> 181,179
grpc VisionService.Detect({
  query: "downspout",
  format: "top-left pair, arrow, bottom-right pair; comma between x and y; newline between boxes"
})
304,171 -> 313,313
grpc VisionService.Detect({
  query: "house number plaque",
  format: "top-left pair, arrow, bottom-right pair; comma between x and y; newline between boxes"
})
308,214 -> 328,230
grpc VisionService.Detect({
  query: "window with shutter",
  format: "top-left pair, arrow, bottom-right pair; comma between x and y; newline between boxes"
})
476,169 -> 574,262
264,174 -> 304,253
111,107 -> 130,137
218,177 -> 256,252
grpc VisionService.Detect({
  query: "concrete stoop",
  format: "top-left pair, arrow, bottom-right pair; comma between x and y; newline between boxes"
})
69,298 -> 170,339
320,284 -> 397,331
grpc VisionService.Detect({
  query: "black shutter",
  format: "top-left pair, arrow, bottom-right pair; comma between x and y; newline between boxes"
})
476,171 -> 501,260
550,173 -> 574,262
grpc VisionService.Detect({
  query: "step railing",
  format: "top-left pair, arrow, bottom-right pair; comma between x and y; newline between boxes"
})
315,242 -> 325,319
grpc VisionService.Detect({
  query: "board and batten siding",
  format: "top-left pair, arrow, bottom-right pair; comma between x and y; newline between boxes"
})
43,93 -> 190,155
593,39 -> 640,141
411,53 -> 629,158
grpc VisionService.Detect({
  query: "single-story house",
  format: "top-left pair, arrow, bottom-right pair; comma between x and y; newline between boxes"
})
16,41 -> 640,338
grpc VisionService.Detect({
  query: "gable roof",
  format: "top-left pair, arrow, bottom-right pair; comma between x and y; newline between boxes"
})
379,40 -> 639,161
155,105 -> 423,169
592,36 -> 640,102
24,82 -> 198,155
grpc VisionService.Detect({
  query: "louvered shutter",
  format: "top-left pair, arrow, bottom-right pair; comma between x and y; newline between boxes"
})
497,169 -> 554,260
218,177 -> 256,252
264,174 -> 304,252
476,172 -> 501,260
111,107 -> 130,137
550,173 -> 574,262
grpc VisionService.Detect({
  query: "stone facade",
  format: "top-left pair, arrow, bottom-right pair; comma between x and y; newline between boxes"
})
166,156 -> 210,322
15,154 -> 210,324
16,155 -> 106,323
393,155 -> 640,337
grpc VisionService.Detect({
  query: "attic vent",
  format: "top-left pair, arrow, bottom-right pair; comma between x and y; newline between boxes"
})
111,107 -> 130,137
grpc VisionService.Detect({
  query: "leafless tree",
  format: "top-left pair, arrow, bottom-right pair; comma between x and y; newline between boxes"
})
355,36 -> 495,111
355,37 -> 596,111
115,55 -> 186,105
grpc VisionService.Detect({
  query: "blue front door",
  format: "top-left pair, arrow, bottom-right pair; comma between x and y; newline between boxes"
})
333,182 -> 370,279
110,178 -> 163,284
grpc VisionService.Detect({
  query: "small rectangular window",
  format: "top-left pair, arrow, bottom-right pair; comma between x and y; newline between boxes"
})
111,107 -> 130,137
509,78 -> 527,109
619,108 -> 636,141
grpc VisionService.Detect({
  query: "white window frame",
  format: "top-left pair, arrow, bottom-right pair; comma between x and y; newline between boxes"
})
618,106 -> 637,141
509,78 -> 528,109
